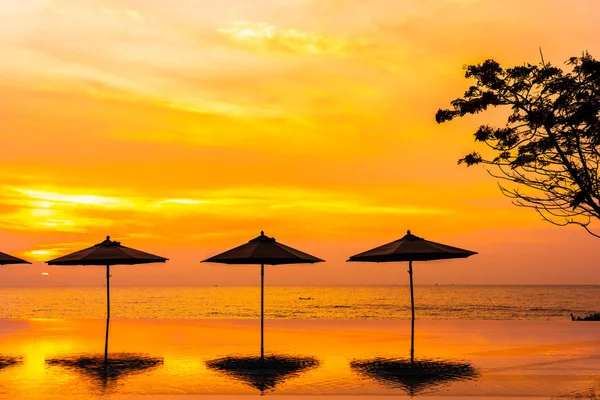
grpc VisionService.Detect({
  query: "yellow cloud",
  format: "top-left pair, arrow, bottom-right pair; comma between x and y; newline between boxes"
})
100,8 -> 144,20
0,187 -> 129,233
180,187 -> 448,216
155,199 -> 211,206
25,242 -> 92,261
14,189 -> 136,208
268,201 -> 447,215
167,101 -> 288,119
26,249 -> 58,261
0,184 -> 449,236
218,21 -> 366,55
1,207 -> 112,233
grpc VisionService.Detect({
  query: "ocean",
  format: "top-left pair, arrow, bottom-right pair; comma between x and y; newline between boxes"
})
1,285 -> 598,320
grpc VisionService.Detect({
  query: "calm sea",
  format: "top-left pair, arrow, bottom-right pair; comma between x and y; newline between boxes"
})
1,285 -> 598,320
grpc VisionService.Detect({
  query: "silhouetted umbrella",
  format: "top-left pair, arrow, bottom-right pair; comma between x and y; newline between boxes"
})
202,231 -> 324,361
0,251 -> 30,265
46,236 -> 167,362
347,230 -> 477,363
47,236 -> 168,318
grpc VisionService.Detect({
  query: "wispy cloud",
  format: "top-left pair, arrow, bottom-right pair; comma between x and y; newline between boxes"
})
100,8 -> 144,20
155,199 -> 210,206
24,241 -> 95,261
219,21 -> 367,55
14,189 -> 135,208
0,184 -> 449,237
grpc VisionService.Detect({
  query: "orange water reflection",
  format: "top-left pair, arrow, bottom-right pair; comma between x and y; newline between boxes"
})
0,319 -> 598,398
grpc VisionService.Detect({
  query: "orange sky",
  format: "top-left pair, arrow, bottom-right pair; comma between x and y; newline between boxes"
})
1,0 -> 599,286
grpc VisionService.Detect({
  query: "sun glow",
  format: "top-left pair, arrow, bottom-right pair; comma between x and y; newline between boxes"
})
26,249 -> 66,261
29,250 -> 53,256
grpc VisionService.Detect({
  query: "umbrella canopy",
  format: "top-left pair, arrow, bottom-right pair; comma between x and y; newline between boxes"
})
202,231 -> 324,361
203,231 -> 324,265
347,230 -> 477,363
47,236 -> 167,266
347,230 -> 477,263
0,251 -> 31,265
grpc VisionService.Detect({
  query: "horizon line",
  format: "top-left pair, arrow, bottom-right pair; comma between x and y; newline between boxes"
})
1,283 -> 599,288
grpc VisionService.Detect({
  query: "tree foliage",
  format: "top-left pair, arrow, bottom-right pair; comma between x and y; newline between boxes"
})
436,53 -> 600,237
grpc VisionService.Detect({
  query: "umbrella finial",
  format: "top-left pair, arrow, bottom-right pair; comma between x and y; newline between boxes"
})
407,230 -> 411,235
106,235 -> 110,241
261,231 -> 264,236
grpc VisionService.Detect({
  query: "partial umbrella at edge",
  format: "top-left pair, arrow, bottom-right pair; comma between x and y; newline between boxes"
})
347,230 -> 477,363
202,231 -> 324,361
0,251 -> 31,265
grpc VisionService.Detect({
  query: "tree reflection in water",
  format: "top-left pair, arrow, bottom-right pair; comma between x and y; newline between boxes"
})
206,354 -> 320,394
351,357 -> 479,396
552,385 -> 600,400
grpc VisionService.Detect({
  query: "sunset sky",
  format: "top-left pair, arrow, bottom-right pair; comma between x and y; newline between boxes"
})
1,0 -> 599,286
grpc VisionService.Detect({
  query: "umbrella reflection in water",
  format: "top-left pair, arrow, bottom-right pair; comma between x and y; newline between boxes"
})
206,354 -> 320,394
46,349 -> 163,391
350,356 -> 479,396
0,356 -> 23,372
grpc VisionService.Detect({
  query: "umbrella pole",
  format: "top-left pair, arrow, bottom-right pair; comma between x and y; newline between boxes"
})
408,260 -> 415,365
105,264 -> 110,364
106,264 -> 111,320
261,263 -> 264,362
104,317 -> 110,365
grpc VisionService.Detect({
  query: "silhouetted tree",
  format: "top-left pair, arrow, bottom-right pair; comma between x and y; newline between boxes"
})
436,53 -> 600,237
